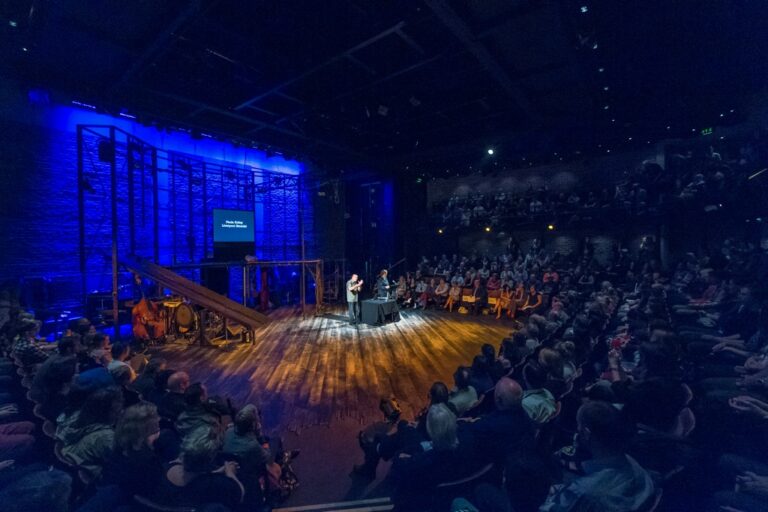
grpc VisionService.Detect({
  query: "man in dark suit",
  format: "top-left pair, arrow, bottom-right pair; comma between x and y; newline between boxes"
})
459,377 -> 535,463
376,269 -> 391,299
471,279 -> 489,315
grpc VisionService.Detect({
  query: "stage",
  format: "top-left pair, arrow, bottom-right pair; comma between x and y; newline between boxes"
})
154,306 -> 512,433
152,306 -> 512,505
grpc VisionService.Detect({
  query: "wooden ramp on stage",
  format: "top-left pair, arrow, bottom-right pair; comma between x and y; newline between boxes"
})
155,307 -> 511,432
121,256 -> 268,330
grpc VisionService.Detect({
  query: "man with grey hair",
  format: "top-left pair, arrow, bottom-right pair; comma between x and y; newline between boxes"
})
460,377 -> 535,463
390,404 -> 477,509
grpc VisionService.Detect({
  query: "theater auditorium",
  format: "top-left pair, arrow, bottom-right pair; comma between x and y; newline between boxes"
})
1,2 -> 767,511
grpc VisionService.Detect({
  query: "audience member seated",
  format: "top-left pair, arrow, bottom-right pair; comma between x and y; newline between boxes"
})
389,403 -> 477,510
157,426 -> 244,510
78,333 -> 111,373
58,386 -> 123,480
471,279 -> 489,315
107,342 -> 136,381
131,357 -> 167,399
158,371 -> 190,422
0,463 -> 73,512
449,366 -> 478,416
11,317 -> 54,367
101,402 -> 165,499
111,364 -> 141,407
175,383 -> 223,440
459,378 -> 535,465
539,401 -> 655,511
353,382 -> 455,480
30,336 -> 78,421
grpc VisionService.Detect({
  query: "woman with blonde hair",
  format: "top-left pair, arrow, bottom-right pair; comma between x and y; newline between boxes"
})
444,282 -> 461,312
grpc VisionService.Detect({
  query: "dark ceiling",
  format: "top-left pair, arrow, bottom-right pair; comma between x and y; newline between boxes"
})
2,0 -> 767,177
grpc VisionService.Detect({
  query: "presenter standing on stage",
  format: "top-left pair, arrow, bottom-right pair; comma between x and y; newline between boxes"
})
347,274 -> 363,324
376,269 -> 391,299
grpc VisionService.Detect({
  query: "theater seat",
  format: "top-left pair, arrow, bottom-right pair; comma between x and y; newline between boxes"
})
432,463 -> 498,509
134,495 -> 197,512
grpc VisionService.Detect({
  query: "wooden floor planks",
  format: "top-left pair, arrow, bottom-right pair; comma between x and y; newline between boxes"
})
155,306 -> 511,431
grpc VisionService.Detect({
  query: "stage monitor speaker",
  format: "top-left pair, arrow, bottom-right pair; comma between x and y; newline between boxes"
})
201,266 -> 229,296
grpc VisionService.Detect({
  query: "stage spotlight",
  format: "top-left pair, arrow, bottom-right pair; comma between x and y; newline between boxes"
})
484,226 -> 491,233
547,224 -> 555,231
487,148 -> 494,155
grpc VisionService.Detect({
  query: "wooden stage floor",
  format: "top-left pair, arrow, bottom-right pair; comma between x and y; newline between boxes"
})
155,306 -> 512,432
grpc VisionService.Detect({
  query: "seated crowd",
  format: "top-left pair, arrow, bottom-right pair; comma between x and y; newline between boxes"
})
433,137 -> 764,231
0,298 -> 298,512
1,229 -> 767,510
352,235 -> 768,511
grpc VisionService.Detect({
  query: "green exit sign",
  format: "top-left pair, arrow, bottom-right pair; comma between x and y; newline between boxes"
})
701,127 -> 713,136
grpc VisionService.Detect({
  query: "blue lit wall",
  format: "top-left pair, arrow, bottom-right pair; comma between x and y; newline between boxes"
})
0,81 -> 311,309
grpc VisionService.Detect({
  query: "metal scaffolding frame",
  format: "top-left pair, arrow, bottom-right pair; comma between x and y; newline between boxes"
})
76,124 -> 316,335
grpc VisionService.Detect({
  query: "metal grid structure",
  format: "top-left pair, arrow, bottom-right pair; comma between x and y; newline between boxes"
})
76,124 -> 313,324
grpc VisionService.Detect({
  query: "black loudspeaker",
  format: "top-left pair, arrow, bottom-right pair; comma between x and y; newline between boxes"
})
213,242 -> 252,262
98,140 -> 115,162
201,266 -> 229,296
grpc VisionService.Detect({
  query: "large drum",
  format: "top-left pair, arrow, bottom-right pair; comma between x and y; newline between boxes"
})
174,303 -> 198,334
